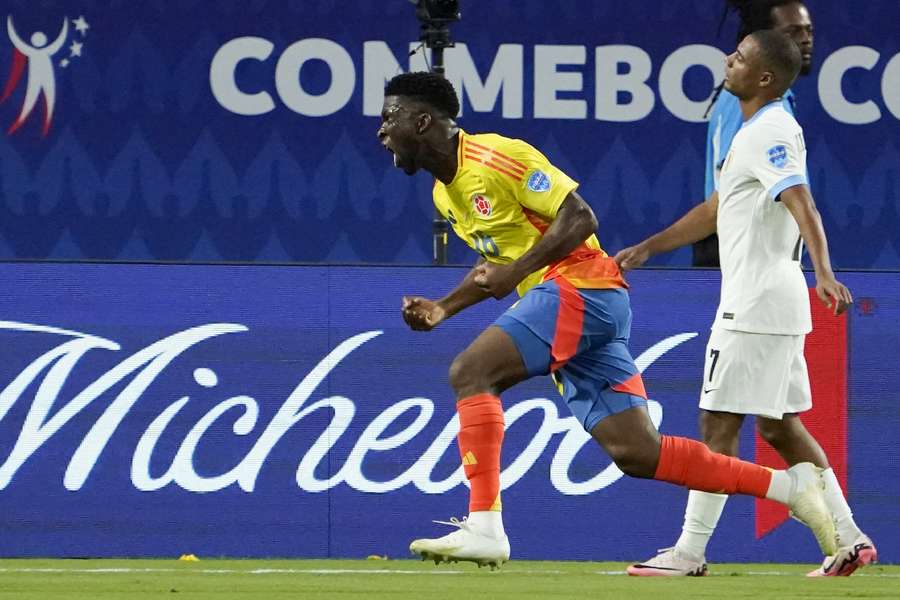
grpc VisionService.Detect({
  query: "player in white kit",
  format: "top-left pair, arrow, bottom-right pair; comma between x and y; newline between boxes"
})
616,30 -> 875,577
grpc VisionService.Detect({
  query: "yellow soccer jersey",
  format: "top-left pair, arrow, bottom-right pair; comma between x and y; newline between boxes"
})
433,130 -> 624,296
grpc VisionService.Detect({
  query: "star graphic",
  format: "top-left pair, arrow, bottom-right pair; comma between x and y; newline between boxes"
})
73,15 -> 90,36
69,40 -> 83,57
60,58 -> 70,68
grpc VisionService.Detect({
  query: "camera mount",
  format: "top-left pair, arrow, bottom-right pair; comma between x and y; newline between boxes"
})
413,0 -> 461,77
409,1 -> 461,265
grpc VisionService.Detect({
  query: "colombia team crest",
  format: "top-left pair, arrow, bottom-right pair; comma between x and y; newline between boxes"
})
472,194 -> 492,217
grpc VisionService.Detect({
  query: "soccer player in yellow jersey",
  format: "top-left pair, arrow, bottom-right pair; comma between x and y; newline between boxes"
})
377,72 -> 837,569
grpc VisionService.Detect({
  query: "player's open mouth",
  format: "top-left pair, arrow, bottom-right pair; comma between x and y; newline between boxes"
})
383,143 -> 400,167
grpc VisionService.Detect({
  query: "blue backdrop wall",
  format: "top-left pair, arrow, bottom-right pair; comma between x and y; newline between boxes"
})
0,263 -> 895,562
0,1 -> 898,266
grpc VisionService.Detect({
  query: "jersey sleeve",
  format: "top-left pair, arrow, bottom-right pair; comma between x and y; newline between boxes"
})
706,92 -> 742,195
493,139 -> 579,220
748,125 -> 808,201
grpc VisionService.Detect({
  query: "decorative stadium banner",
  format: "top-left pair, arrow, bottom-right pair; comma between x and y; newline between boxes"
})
0,263 -> 895,562
0,1 -> 898,267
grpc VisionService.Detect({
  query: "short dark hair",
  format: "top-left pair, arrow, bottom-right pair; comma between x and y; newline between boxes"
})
749,29 -> 802,93
724,0 -> 803,44
384,72 -> 460,118
705,0 -> 805,117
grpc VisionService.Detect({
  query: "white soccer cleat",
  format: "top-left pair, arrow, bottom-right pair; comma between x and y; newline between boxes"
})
807,534 -> 878,577
627,546 -> 708,577
409,517 -> 510,570
786,462 -> 838,556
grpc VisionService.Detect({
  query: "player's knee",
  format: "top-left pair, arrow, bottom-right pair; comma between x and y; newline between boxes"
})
606,442 -> 656,479
703,431 -> 739,456
448,354 -> 467,393
448,352 -> 483,395
756,418 -> 784,444
756,420 -> 789,449
699,414 -> 741,455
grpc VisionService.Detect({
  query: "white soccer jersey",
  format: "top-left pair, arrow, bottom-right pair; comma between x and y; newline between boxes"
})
713,101 -> 812,335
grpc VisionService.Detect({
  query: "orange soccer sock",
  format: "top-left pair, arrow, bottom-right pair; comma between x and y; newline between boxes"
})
654,435 -> 773,498
457,393 -> 505,513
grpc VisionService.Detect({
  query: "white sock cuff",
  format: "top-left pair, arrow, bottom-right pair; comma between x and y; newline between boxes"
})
820,467 -> 854,520
765,469 -> 793,505
675,490 -> 729,558
821,467 -> 842,495
818,467 -> 863,545
684,490 -> 729,529
467,510 -> 505,538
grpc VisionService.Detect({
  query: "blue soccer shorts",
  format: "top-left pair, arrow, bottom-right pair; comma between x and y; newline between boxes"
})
494,278 -> 647,433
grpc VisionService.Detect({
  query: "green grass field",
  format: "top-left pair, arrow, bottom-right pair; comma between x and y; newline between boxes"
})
0,559 -> 897,599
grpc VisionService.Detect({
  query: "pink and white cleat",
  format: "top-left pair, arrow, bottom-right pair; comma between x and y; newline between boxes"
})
807,535 -> 877,577
627,547 -> 708,577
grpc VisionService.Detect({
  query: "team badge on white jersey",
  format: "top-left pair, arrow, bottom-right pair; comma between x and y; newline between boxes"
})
767,144 -> 788,168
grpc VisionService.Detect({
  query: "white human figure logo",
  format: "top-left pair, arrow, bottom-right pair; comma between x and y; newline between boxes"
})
3,16 -> 68,135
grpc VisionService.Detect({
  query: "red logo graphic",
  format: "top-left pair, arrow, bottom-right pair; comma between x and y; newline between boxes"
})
472,194 -> 492,217
754,289 -> 848,539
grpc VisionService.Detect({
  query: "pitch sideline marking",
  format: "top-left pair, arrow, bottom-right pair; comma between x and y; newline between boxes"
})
0,567 -> 898,578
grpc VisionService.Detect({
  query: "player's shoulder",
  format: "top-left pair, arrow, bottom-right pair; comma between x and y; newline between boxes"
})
765,104 -> 800,125
737,107 -> 804,168
465,132 -> 546,163
750,106 -> 802,140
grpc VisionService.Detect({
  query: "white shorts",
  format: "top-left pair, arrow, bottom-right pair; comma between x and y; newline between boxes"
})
698,328 -> 812,419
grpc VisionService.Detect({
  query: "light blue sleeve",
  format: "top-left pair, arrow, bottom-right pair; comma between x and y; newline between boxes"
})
782,89 -> 796,116
704,90 -> 743,198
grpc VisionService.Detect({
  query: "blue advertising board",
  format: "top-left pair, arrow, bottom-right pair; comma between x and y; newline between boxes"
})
0,1 -> 897,267
0,262 -> 895,562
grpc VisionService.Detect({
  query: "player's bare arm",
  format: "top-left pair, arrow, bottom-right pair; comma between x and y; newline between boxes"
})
615,191 -> 719,271
779,185 -> 853,315
402,258 -> 491,331
472,192 -> 597,299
